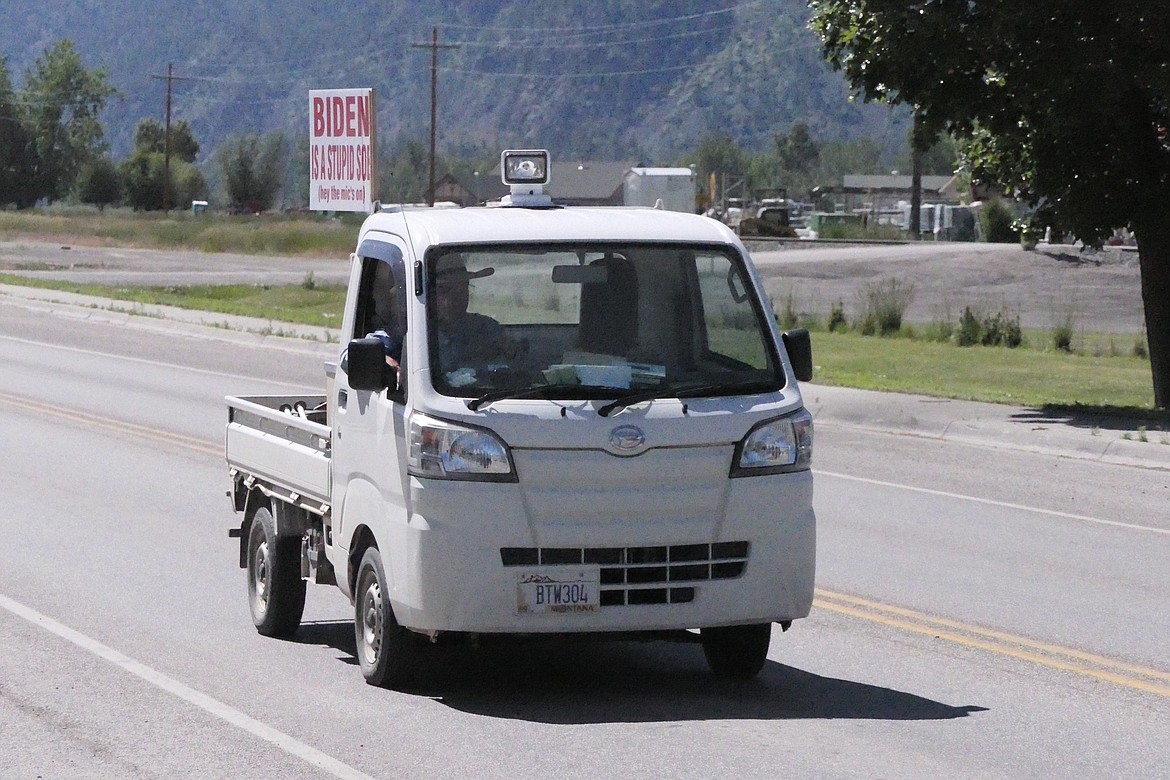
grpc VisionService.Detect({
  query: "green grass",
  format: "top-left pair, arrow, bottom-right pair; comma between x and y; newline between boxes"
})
812,330 -> 1156,410
0,273 -> 347,328
0,207 -> 360,256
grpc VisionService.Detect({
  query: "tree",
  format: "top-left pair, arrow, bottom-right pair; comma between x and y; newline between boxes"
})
380,137 -> 429,205
121,118 -> 206,211
121,150 -> 207,212
21,40 -> 117,203
810,2 -> 1170,407
76,155 -> 121,210
217,131 -> 287,211
0,58 -> 38,208
133,118 -> 200,163
776,122 -> 821,177
682,133 -> 749,212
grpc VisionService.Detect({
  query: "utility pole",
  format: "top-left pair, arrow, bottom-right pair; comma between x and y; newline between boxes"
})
150,64 -> 193,212
412,28 -> 459,206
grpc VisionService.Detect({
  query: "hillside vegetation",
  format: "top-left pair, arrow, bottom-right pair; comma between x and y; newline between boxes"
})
0,0 -> 910,164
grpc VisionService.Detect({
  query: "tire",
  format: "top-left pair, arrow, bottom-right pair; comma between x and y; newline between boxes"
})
354,547 -> 416,688
701,623 -> 772,680
246,505 -> 306,638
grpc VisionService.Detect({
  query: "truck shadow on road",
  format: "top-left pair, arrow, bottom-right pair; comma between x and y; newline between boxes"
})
291,621 -> 986,724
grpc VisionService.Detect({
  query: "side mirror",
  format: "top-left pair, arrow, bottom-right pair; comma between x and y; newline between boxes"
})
782,328 -> 813,383
346,337 -> 391,391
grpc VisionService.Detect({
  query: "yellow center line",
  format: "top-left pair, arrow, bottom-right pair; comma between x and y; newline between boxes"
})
815,588 -> 1170,698
7,389 -> 1167,698
0,391 -> 220,457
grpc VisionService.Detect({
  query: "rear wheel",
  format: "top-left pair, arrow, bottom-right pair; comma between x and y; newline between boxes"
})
354,547 -> 416,688
701,623 -> 772,680
246,505 -> 306,638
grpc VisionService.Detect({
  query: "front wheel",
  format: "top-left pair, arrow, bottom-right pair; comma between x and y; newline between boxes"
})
354,547 -> 416,688
246,505 -> 306,638
701,623 -> 772,680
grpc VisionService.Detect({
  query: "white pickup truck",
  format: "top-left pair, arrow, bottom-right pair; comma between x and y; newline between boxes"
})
226,151 -> 816,687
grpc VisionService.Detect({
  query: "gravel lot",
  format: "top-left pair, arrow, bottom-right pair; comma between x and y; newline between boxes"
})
0,237 -> 1147,335
750,240 -> 1145,335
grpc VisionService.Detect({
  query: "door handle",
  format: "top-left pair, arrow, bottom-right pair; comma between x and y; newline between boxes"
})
338,389 -> 348,408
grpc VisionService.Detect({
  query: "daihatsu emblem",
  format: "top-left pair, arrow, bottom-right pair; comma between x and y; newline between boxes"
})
609,424 -> 646,452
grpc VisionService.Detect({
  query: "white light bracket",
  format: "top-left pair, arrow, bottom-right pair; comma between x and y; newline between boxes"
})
500,149 -> 553,207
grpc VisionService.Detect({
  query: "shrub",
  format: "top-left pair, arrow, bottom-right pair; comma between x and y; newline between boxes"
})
980,309 -> 1023,347
857,278 -> 915,336
1052,317 -> 1075,352
780,290 -> 799,329
957,306 -> 1024,348
956,306 -> 981,346
980,200 -> 1016,243
828,300 -> 847,332
1134,330 -> 1149,359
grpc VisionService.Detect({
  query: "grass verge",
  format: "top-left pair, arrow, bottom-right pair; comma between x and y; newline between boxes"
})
0,273 -> 346,328
0,207 -> 360,256
812,330 -> 1159,413
2,271 -> 1163,417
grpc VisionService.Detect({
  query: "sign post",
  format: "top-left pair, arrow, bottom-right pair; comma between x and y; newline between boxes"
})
309,88 -> 377,212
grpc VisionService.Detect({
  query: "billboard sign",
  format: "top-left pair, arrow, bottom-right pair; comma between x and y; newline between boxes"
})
309,88 -> 376,212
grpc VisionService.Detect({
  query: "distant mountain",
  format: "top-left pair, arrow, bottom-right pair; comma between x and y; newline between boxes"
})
1,0 -> 910,165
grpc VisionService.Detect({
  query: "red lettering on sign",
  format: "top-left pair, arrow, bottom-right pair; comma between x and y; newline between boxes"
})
357,95 -> 370,137
330,97 -> 345,138
312,97 -> 326,138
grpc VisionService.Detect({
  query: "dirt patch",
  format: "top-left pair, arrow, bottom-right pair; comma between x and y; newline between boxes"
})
751,242 -> 1144,334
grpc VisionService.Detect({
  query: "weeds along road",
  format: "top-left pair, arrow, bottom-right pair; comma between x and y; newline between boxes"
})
0,238 -> 1148,335
0,256 -> 1168,778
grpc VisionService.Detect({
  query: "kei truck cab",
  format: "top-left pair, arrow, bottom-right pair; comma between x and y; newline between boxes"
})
225,150 -> 816,687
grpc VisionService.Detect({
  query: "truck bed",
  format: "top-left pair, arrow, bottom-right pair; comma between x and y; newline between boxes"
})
225,395 -> 331,514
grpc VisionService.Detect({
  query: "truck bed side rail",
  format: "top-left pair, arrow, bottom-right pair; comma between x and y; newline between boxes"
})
226,395 -> 331,515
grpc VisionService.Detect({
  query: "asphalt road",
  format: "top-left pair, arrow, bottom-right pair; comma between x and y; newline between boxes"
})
1,254 -> 1168,778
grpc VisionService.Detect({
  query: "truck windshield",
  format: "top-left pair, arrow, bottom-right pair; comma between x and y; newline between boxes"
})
426,244 -> 783,400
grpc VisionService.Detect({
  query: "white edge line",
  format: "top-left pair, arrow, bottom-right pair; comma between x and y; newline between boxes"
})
815,469 -> 1170,536
0,332 -> 323,390
0,593 -> 377,780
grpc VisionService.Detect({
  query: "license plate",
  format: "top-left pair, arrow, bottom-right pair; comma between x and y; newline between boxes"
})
516,569 -> 600,615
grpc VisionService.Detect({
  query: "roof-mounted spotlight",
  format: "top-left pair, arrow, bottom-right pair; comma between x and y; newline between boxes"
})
500,149 -> 554,207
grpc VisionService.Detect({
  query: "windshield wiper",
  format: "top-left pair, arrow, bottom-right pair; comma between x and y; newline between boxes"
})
468,383 -> 620,411
597,380 -> 779,417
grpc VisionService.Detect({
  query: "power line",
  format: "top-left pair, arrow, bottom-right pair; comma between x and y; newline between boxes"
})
445,24 -> 734,50
436,1 -> 764,33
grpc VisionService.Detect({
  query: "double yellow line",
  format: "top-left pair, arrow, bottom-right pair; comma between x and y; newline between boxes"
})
5,389 -> 1167,698
816,588 -> 1170,699
0,391 -> 220,457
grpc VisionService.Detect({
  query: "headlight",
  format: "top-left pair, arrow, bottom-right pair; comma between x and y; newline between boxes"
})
730,408 -> 813,477
408,413 -> 516,482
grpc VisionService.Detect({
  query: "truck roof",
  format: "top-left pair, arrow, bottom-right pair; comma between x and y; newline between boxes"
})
359,205 -> 741,248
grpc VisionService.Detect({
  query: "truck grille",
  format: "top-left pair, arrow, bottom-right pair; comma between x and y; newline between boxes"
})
500,542 -> 749,607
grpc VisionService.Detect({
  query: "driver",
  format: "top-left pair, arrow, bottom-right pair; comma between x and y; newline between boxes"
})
432,254 -> 519,374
